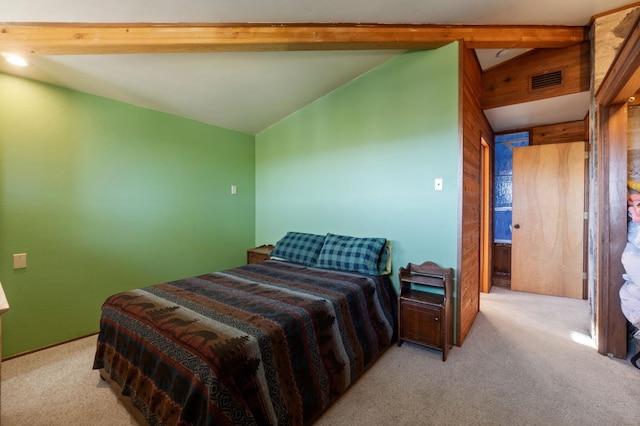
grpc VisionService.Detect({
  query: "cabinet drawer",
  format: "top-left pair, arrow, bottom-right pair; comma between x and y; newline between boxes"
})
400,300 -> 441,348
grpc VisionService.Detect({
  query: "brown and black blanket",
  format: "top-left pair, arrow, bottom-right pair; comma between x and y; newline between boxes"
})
93,260 -> 396,425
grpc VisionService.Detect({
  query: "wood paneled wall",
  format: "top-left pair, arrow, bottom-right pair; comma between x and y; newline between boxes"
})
530,119 -> 588,145
482,41 -> 590,110
458,42 -> 493,346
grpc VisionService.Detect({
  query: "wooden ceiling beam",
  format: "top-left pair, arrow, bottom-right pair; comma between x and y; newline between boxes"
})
0,23 -> 587,55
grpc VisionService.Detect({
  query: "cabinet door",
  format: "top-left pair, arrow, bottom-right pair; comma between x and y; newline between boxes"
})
400,301 -> 441,347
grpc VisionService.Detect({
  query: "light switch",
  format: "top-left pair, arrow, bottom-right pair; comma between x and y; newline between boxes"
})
231,185 -> 237,195
435,178 -> 443,191
13,253 -> 27,269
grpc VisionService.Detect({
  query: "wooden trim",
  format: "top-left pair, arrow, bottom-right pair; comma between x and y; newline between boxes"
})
0,23 -> 588,55
457,42 -> 465,347
595,11 -> 640,358
597,103 -> 628,358
583,140 -> 589,300
583,116 -> 589,300
481,138 -> 492,294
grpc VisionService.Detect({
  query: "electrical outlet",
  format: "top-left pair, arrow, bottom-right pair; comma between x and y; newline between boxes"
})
13,253 -> 27,269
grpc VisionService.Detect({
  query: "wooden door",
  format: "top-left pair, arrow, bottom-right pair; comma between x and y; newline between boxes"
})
511,141 -> 585,299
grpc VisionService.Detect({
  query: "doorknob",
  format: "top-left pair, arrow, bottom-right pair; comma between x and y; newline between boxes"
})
513,224 -> 520,229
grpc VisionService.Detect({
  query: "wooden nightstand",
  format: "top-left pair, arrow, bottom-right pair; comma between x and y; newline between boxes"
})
247,244 -> 275,264
397,261 -> 453,361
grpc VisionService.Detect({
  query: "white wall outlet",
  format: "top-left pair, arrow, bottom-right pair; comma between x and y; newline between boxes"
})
13,253 -> 27,269
231,185 -> 237,195
434,178 -> 443,191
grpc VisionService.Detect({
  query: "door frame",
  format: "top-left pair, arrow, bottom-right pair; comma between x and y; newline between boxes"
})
480,137 -> 491,293
595,16 -> 640,358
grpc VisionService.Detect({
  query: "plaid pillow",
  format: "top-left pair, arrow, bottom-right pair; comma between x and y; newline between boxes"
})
316,233 -> 387,275
270,232 -> 326,266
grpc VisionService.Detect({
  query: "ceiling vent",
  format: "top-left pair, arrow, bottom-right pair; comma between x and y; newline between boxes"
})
530,70 -> 563,90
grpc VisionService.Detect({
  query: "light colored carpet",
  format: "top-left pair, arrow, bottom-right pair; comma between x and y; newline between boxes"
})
2,287 -> 639,425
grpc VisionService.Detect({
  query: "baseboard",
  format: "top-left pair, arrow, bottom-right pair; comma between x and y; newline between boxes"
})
2,332 -> 99,361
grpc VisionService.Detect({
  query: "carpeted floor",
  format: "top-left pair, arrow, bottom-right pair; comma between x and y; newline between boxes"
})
2,287 -> 639,425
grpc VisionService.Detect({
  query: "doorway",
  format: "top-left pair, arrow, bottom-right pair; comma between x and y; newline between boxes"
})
491,131 -> 530,289
594,17 -> 640,358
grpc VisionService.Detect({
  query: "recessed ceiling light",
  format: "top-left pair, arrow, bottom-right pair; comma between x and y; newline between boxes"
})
4,54 -> 28,67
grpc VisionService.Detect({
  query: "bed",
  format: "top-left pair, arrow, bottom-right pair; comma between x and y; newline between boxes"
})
93,232 -> 396,425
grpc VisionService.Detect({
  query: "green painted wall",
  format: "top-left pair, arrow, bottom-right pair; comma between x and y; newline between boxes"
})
0,43 -> 460,357
0,73 -> 255,357
255,44 -> 460,283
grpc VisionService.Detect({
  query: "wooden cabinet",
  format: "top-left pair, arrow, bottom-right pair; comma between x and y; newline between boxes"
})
397,261 -> 453,361
492,242 -> 511,288
247,244 -> 274,264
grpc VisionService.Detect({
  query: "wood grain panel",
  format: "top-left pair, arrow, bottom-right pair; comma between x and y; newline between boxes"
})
598,103 -> 629,358
512,142 -> 585,299
531,120 -> 587,145
482,42 -> 590,110
0,23 -> 587,55
457,43 -> 493,346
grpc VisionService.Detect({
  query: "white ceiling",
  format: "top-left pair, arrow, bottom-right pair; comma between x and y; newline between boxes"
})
0,0 -> 632,134
0,0 -> 627,25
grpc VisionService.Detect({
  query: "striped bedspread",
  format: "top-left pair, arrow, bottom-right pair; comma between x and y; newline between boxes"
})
93,260 -> 396,425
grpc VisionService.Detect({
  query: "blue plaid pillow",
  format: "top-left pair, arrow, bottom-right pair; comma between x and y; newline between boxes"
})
270,232 -> 326,266
316,233 -> 387,275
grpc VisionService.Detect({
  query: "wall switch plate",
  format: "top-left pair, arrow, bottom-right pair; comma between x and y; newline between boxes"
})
435,178 -> 443,191
231,185 -> 237,195
13,253 -> 27,269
